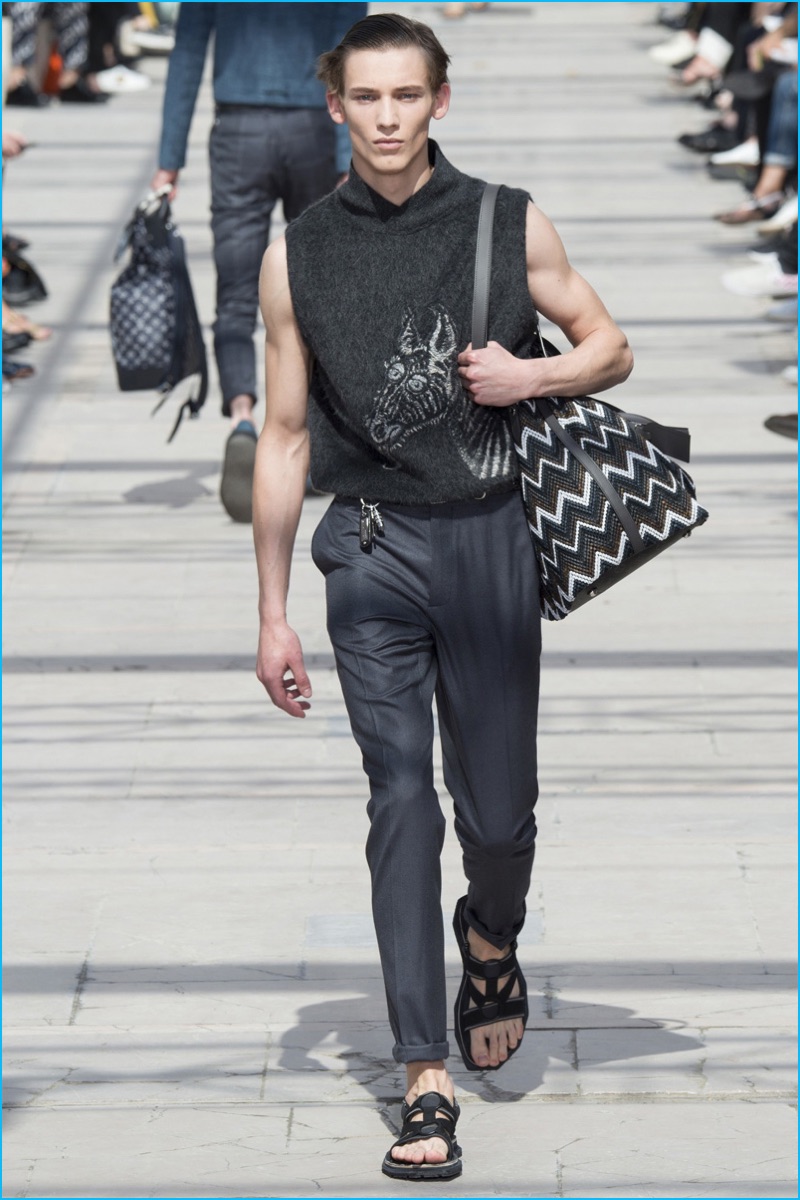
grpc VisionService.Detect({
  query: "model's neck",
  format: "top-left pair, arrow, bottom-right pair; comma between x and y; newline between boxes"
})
352,141 -> 434,207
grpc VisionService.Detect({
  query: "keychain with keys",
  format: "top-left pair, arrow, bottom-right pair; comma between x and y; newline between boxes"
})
359,499 -> 384,552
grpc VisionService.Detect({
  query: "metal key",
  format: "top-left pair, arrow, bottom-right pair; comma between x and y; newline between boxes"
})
359,500 -> 384,552
359,499 -> 373,551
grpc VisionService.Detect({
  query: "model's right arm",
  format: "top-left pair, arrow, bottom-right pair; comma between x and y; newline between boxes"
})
254,236 -> 314,719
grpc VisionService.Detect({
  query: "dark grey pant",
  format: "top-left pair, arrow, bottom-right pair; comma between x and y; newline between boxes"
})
208,105 -> 337,415
311,491 -> 541,1063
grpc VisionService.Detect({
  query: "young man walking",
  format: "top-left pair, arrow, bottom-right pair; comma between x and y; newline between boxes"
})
253,13 -> 632,1181
151,2 -> 366,523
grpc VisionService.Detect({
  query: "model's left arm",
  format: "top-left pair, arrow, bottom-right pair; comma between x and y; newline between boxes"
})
458,201 -> 633,408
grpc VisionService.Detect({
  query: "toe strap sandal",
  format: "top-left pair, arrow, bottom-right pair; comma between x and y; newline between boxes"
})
382,1091 -> 463,1181
453,895 -> 529,1071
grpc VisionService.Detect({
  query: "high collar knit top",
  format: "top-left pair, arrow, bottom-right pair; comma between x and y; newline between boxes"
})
286,143 -> 539,504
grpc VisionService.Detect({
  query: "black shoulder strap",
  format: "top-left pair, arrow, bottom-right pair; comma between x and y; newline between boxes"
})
471,182 -> 500,350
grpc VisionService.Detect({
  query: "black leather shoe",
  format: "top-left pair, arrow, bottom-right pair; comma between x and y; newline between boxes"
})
678,127 -> 738,155
59,79 -> 109,104
5,80 -> 50,107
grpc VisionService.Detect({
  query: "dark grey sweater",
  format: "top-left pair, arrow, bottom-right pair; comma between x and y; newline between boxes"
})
286,143 -> 539,504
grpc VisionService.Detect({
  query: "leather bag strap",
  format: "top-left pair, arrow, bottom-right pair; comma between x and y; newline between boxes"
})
471,182 -> 500,350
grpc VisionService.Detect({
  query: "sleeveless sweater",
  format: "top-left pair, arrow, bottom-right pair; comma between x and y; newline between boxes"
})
285,141 -> 539,504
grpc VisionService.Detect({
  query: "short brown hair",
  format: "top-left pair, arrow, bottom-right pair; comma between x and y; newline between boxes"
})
317,13 -> 450,96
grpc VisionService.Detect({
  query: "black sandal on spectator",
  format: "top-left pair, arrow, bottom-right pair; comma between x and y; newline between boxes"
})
452,895 -> 528,1071
382,1092 -> 462,1181
716,192 -> 784,225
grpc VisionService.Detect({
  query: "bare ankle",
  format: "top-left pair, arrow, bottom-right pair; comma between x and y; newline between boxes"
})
405,1060 -> 452,1100
466,925 -> 509,961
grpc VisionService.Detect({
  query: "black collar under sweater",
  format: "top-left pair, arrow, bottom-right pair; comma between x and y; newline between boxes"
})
336,140 -> 464,233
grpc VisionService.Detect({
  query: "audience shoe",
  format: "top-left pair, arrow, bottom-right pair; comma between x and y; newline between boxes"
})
5,80 -> 50,107
678,126 -> 738,155
715,192 -> 784,225
2,357 -> 35,380
765,297 -> 798,322
95,65 -> 151,93
747,249 -> 779,266
60,78 -> 109,104
3,330 -> 32,355
649,30 -> 697,65
757,195 -> 799,235
781,364 -> 798,386
220,419 -> 258,523
130,25 -> 177,53
709,138 -> 760,167
763,413 -> 798,440
722,263 -> 798,298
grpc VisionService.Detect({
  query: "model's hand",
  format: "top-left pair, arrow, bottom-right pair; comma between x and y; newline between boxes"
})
151,168 -> 179,202
256,622 -> 312,718
458,341 -> 535,407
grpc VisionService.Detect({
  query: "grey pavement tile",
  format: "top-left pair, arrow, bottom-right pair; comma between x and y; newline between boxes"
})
546,974 -> 797,1030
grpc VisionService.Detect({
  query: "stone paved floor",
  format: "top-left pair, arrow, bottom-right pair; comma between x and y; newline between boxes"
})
2,3 -> 797,1197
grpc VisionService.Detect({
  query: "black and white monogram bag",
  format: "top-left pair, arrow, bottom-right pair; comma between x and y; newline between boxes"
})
110,194 -> 208,441
472,184 -> 709,621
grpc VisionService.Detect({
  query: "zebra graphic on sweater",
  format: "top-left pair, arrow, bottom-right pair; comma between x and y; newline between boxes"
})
364,304 -> 512,481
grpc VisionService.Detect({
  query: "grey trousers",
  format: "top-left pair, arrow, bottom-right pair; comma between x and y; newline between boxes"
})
208,105 -> 337,415
311,490 -> 541,1063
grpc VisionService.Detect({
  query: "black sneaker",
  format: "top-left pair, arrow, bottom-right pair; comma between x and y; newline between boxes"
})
678,126 -> 738,155
5,80 -> 50,107
59,78 -> 109,104
220,419 -> 258,523
764,413 -> 798,441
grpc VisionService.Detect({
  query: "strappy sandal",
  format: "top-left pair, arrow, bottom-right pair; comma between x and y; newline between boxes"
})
382,1091 -> 462,1181
715,191 -> 784,225
452,895 -> 529,1071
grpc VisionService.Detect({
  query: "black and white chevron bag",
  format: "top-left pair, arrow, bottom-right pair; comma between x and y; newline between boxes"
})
473,184 -> 708,621
110,193 -> 208,441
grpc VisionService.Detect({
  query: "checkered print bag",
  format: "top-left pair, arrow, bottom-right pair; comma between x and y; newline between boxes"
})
110,195 -> 208,441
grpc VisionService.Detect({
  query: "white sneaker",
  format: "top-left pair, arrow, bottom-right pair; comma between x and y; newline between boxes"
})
130,26 -> 176,54
781,363 -> 798,385
765,297 -> 798,322
757,194 -> 799,234
95,65 -> 151,94
648,30 -> 697,65
710,138 -> 760,167
723,264 -> 798,297
748,249 -> 780,265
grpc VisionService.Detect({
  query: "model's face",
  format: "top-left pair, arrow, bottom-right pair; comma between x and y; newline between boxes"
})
327,46 -> 450,177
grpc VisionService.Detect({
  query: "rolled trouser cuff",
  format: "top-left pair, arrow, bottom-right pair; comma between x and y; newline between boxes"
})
393,1040 -> 450,1064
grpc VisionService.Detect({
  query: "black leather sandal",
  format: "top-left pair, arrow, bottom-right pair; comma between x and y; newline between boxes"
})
452,894 -> 529,1071
381,1091 -> 462,1181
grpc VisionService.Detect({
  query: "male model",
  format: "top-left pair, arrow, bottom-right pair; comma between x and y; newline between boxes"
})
253,12 -> 632,1181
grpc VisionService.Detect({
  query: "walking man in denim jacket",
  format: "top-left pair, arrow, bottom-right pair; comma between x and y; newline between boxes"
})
151,2 -> 366,522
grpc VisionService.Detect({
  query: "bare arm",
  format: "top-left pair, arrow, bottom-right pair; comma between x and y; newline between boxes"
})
458,201 -> 633,406
253,236 -> 313,718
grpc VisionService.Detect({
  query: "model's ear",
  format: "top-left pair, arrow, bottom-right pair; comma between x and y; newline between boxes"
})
432,83 -> 451,122
327,92 -> 347,126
